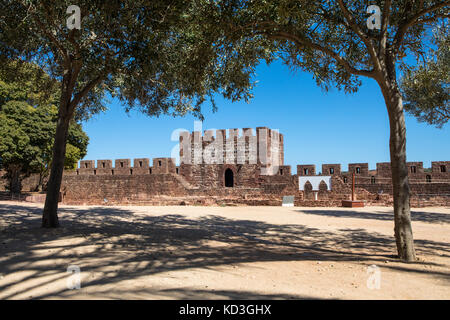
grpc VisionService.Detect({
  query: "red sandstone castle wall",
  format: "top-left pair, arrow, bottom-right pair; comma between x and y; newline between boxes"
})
61,173 -> 188,205
1,154 -> 450,207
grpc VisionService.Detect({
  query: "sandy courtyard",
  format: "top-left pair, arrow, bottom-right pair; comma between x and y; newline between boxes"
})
0,201 -> 448,300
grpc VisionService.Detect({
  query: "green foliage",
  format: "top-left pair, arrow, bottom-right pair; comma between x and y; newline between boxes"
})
0,0 -> 266,121
0,101 -> 53,173
401,25 -> 449,128
208,0 -> 448,93
0,61 -> 89,190
64,144 -> 82,170
0,100 -> 88,172
0,60 -> 59,108
0,1 -> 448,122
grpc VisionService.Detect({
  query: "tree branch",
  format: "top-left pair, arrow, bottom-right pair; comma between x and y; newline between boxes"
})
69,75 -> 104,112
416,13 -> 450,24
394,1 -> 450,53
380,0 -> 392,57
32,15 -> 68,62
337,0 -> 381,73
268,31 -> 376,78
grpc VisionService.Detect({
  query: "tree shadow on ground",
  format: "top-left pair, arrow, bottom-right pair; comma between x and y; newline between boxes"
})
69,287 -> 319,300
0,203 -> 448,299
297,209 -> 450,224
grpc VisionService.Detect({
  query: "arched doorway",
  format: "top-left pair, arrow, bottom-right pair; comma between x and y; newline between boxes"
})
303,181 -> 313,200
225,168 -> 234,187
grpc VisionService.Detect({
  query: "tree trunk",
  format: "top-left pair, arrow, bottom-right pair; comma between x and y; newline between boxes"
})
41,57 -> 81,228
41,107 -> 71,228
8,165 -> 22,194
34,170 -> 44,192
378,71 -> 416,262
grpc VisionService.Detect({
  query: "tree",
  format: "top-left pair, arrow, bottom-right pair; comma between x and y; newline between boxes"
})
0,102 -> 88,192
0,0 -> 263,227
0,60 -> 58,108
401,25 -> 449,128
209,0 -> 449,261
34,120 -> 89,192
0,63 -> 89,192
0,101 -> 34,193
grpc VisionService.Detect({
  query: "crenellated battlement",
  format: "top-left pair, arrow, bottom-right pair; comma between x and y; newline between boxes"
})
180,127 -> 283,139
4,124 -> 449,206
179,127 -> 284,168
297,161 -> 450,183
70,158 -> 450,184
72,158 -> 177,176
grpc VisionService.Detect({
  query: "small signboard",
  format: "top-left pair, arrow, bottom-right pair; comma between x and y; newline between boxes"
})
282,196 -> 295,207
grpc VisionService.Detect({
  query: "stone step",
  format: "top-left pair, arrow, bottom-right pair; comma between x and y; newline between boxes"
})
171,174 -> 200,190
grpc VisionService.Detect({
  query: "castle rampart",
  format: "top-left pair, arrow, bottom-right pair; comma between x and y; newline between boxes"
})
1,128 -> 448,207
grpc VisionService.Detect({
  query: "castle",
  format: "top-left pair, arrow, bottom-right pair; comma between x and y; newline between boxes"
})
2,127 -> 450,207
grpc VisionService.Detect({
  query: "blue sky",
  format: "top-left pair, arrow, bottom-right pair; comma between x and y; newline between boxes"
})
81,60 -> 450,173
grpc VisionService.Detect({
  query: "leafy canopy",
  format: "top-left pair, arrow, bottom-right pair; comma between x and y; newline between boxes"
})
207,0 -> 449,93
401,25 -> 449,128
0,62 -> 88,175
0,0 -> 271,120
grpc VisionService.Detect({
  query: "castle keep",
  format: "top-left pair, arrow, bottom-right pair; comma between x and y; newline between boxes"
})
1,127 -> 449,206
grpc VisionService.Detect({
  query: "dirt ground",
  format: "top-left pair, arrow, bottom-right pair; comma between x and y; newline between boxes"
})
0,201 -> 448,300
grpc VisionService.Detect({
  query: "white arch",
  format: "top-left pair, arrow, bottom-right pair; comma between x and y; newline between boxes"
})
299,176 -> 332,191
